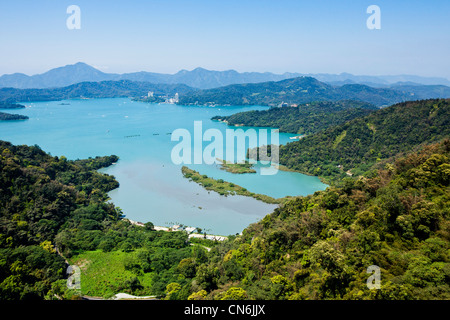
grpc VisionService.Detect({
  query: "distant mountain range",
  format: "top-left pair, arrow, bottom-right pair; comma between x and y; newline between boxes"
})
278,98 -> 450,180
1,62 -> 449,89
0,80 -> 193,103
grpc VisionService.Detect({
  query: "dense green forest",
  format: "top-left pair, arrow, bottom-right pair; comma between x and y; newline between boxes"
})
0,141 -> 198,299
0,103 -> 25,109
275,99 -> 450,183
1,139 -> 448,300
212,100 -> 377,135
186,139 -> 449,300
1,98 -> 449,300
178,76 -> 450,107
0,112 -> 28,121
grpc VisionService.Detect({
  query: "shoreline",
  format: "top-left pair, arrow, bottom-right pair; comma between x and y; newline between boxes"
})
181,166 -> 285,204
126,219 -> 228,241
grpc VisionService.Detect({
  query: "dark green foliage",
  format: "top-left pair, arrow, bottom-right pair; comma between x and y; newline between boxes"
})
278,99 -> 450,183
188,140 -> 450,300
1,97 -> 449,300
213,100 -> 377,135
0,140 -> 198,299
0,112 -> 28,120
0,246 -> 66,300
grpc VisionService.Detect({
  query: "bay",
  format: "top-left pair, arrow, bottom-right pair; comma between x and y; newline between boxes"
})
0,98 -> 327,235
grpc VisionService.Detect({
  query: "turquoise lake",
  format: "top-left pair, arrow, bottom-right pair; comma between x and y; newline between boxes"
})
0,98 -> 328,235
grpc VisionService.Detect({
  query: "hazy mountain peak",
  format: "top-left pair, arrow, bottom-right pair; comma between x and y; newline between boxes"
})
191,67 -> 210,73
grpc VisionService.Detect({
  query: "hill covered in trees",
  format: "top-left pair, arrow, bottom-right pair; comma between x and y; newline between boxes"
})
0,80 -> 194,103
276,99 -> 450,182
186,139 -> 449,300
0,112 -> 28,121
212,100 -> 377,135
0,141 -> 197,299
1,98 -> 449,301
178,77 -> 450,107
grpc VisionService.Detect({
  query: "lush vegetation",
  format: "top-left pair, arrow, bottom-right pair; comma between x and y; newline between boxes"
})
0,141 -> 120,299
68,230 -> 204,299
0,103 -> 25,109
178,76 -> 449,107
181,166 -> 283,204
275,99 -> 450,183
1,97 -> 449,301
3,137 -> 448,300
212,100 -> 377,135
0,141 -> 198,300
218,159 -> 256,174
0,112 -> 28,120
184,140 -> 450,300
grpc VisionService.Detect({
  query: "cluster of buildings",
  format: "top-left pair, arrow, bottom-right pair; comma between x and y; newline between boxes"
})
270,101 -> 301,108
127,219 -> 227,241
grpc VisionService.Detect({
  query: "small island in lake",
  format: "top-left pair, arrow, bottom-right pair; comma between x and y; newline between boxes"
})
0,112 -> 29,121
0,102 -> 26,109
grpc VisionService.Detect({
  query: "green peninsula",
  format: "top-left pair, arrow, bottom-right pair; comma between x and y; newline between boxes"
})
218,159 -> 256,174
181,166 -> 285,204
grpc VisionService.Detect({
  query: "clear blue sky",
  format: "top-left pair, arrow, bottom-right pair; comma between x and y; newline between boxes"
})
0,0 -> 449,78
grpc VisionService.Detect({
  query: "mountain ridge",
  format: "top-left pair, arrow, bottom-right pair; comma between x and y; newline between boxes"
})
1,62 -> 449,89
0,80 -> 194,103
178,76 -> 450,107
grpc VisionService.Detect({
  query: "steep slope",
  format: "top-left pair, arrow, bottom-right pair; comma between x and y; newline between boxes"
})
189,139 -> 450,300
0,80 -> 194,103
1,63 -> 449,89
278,99 -> 450,181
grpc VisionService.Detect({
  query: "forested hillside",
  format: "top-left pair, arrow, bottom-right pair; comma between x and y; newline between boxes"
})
1,99 -> 449,301
186,140 -> 450,300
178,77 -> 450,107
0,112 -> 28,121
0,103 -> 25,109
277,99 -> 450,182
212,100 -> 377,135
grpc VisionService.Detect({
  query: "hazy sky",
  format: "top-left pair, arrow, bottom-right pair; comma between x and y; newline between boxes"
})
0,0 -> 449,78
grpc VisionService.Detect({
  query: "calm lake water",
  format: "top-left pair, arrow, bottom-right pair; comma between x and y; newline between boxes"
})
0,98 -> 327,235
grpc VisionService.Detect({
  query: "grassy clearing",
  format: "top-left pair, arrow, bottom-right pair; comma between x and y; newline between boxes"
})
217,158 -> 257,174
